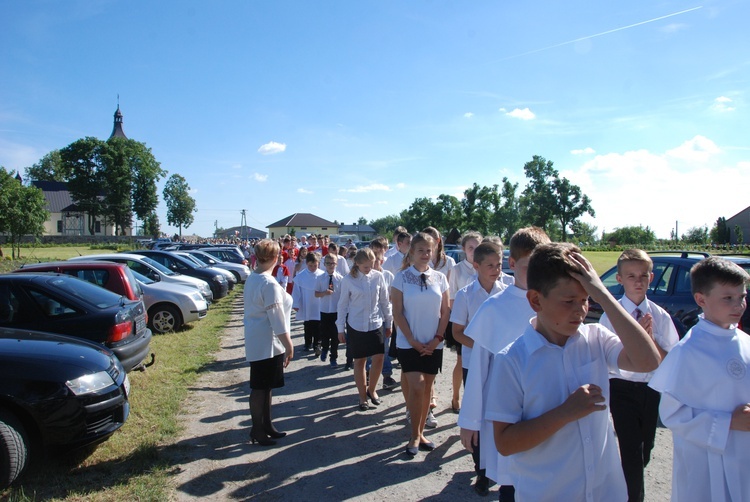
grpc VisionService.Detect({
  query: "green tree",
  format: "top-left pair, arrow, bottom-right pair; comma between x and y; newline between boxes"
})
24,150 -> 69,182
462,183 -> 495,235
520,155 -> 558,231
61,137 -> 106,235
164,174 -> 196,237
734,225 -> 744,245
709,217 -> 730,244
0,168 -> 49,258
494,178 -> 521,242
142,212 -> 161,238
682,226 -> 709,245
603,226 -> 656,246
369,214 -> 403,236
551,177 -> 595,241
357,216 -> 368,225
399,197 -> 442,235
570,221 -> 599,245
435,194 -> 463,233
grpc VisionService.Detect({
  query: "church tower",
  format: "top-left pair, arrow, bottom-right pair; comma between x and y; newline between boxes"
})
109,103 -> 127,139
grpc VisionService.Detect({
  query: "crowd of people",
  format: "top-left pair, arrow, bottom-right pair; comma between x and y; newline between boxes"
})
242,226 -> 750,502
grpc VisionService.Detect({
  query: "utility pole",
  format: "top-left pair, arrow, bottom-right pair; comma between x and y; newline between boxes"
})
240,210 -> 248,240
214,220 -> 218,238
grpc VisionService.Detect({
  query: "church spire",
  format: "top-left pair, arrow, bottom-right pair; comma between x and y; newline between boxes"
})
109,96 -> 127,139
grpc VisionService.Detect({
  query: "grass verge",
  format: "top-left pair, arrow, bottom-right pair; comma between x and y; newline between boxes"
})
1,286 -> 241,501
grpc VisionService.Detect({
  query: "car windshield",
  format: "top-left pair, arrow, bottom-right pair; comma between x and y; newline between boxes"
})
139,256 -> 176,276
191,252 -> 217,265
44,275 -> 123,308
130,269 -> 154,285
179,253 -> 207,268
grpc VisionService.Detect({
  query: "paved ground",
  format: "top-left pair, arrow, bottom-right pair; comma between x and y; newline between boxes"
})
164,295 -> 673,500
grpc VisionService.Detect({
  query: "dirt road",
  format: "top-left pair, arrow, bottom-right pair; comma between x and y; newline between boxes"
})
164,295 -> 673,500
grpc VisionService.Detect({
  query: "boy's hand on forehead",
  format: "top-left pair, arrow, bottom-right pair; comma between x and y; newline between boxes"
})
567,252 -> 607,301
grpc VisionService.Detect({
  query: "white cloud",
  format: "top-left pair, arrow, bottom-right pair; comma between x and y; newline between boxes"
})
343,202 -> 371,208
567,136 -> 749,239
464,112 -> 474,119
505,108 -> 536,120
571,147 -> 596,155
257,141 -> 287,155
660,23 -> 687,34
498,107 -> 507,113
251,173 -> 268,182
711,96 -> 735,113
339,183 -> 392,193
666,135 -> 720,162
395,183 -> 406,189
297,188 -> 313,194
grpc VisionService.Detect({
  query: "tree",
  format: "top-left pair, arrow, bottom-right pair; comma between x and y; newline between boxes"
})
735,225 -> 744,245
520,155 -> 558,231
709,217 -> 730,244
603,226 -> 656,246
551,177 -> 595,241
570,221 -> 599,245
682,226 -> 709,245
494,178 -> 521,242
357,216 -> 368,225
24,150 -> 69,182
369,214 -> 403,236
399,197 -> 443,235
142,212 -> 161,238
0,168 -> 49,258
164,174 -> 196,237
61,137 -> 106,235
461,183 -> 495,235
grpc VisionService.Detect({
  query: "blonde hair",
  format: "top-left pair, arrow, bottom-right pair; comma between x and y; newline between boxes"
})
403,232 -> 435,270
254,239 -> 280,264
617,248 -> 653,274
350,248 -> 376,278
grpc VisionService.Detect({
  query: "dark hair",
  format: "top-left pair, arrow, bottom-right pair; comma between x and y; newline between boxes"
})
369,235 -> 389,252
422,226 -> 446,269
527,243 -> 582,296
306,252 -> 321,264
473,242 -> 502,265
509,226 -> 551,262
691,257 -> 750,295
396,231 -> 412,245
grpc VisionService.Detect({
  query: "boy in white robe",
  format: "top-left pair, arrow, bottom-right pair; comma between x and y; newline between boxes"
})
649,257 -> 750,502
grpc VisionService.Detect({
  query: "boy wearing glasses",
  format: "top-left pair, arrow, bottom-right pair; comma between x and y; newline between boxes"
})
315,253 -> 344,366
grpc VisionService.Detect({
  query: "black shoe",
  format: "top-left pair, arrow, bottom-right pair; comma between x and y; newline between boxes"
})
366,390 -> 381,406
418,441 -> 436,451
405,444 -> 418,456
265,428 -> 287,439
358,401 -> 370,411
498,485 -> 515,502
249,429 -> 276,446
473,475 -> 490,497
382,376 -> 398,389
314,345 -> 322,357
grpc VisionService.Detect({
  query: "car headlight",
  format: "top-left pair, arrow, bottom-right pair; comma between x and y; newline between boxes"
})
66,371 -> 116,396
190,291 -> 204,302
200,284 -> 211,295
213,276 -> 226,283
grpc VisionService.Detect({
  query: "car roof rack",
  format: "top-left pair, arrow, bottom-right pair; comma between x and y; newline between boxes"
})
647,251 -> 711,259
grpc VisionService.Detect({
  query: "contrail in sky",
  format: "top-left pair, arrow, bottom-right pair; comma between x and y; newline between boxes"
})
494,6 -> 703,62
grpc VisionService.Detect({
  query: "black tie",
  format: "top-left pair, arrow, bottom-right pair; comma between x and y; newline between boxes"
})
329,275 -> 334,289
420,273 -> 427,291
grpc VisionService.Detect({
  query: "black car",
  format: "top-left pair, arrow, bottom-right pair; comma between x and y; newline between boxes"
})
130,250 -> 229,300
586,251 -> 750,336
201,246 -> 248,266
0,273 -> 152,372
0,327 -> 130,488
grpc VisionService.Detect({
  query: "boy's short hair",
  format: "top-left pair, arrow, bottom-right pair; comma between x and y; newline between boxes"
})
323,253 -> 338,264
509,226 -> 551,261
254,239 -> 280,264
528,243 -> 582,297
328,242 -> 339,253
617,248 -> 653,274
369,235 -> 389,252
394,226 -> 407,234
461,231 -> 482,248
473,242 -> 502,265
482,235 -> 504,250
396,231 -> 412,245
690,256 -> 750,295
306,252 -> 321,264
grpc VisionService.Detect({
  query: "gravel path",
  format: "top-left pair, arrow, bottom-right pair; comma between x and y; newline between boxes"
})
164,295 -> 673,500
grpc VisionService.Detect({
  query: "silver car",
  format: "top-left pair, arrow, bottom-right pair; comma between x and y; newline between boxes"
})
129,269 -> 209,334
182,249 -> 251,283
173,251 -> 238,290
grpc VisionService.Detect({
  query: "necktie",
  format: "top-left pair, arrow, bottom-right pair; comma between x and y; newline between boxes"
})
420,273 -> 427,291
633,308 -> 643,321
329,275 -> 334,290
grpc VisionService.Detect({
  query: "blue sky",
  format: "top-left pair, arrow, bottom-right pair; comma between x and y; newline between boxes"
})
2,1 -> 748,239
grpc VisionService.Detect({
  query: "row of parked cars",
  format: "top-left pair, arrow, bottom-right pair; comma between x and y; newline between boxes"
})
0,244 -> 251,488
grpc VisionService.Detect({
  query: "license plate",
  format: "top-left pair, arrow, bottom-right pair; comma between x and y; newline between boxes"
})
136,316 -> 146,334
123,374 -> 131,398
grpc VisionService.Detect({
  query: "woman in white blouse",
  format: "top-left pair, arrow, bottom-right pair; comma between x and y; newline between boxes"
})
391,232 -> 450,456
337,248 -> 392,411
244,239 -> 294,446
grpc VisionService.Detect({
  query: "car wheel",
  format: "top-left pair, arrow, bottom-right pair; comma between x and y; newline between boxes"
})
0,411 -> 29,489
148,304 -> 182,334
230,271 -> 241,283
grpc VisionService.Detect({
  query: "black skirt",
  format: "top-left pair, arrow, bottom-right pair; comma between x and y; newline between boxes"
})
347,324 -> 385,359
249,353 -> 285,390
397,348 -> 443,375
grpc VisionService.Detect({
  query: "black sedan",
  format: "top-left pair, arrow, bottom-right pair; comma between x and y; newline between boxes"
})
130,250 -> 229,300
0,328 -> 130,488
0,273 -> 152,372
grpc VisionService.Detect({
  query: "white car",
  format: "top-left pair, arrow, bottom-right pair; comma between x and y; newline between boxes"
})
70,253 -> 214,302
182,249 -> 251,283
173,251 -> 237,290
129,269 -> 209,334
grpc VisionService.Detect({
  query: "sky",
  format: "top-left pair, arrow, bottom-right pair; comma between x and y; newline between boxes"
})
1,1 -> 749,239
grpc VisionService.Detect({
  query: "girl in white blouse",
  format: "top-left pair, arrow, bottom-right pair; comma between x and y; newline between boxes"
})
337,248 -> 393,411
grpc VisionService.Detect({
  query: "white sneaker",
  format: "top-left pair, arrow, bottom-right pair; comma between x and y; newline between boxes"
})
425,410 -> 438,428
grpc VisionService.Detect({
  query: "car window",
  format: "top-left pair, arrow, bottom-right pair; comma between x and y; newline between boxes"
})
650,263 -> 673,296
27,289 -> 78,317
673,266 -> 692,295
64,268 -> 110,288
137,256 -> 176,276
130,269 -> 154,284
599,267 -> 623,296
122,267 -> 143,297
43,276 -> 122,308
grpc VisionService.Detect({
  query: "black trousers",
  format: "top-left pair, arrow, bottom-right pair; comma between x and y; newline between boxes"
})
303,320 -> 321,349
319,312 -> 339,360
462,367 -> 485,478
609,378 -> 661,502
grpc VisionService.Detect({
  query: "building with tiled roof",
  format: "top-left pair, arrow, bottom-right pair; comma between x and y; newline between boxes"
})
32,180 -> 116,236
267,213 -> 338,239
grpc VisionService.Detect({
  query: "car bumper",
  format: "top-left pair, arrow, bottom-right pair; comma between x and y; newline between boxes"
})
110,328 -> 153,372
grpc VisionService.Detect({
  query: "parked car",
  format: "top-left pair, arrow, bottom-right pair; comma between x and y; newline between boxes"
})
201,246 -> 248,266
0,327 -> 130,489
129,269 -> 208,334
173,251 -> 237,291
181,249 -> 251,283
585,251 -> 750,336
70,253 -> 214,303
130,250 -> 229,300
14,260 -> 208,335
0,273 -> 152,372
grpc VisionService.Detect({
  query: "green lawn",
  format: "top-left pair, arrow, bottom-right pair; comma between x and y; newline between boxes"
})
1,246 -> 126,273
583,250 -> 620,276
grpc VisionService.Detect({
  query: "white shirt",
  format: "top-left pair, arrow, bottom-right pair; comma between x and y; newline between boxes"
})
487,322 -> 627,502
448,258 -> 476,300
243,272 -> 292,362
450,279 -> 507,369
314,271 -> 343,314
649,317 -> 750,502
458,285 -> 534,484
392,266 -> 449,348
600,295 -> 679,382
431,254 -> 456,278
336,269 -> 392,333
382,251 -> 405,276
291,268 -> 323,321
